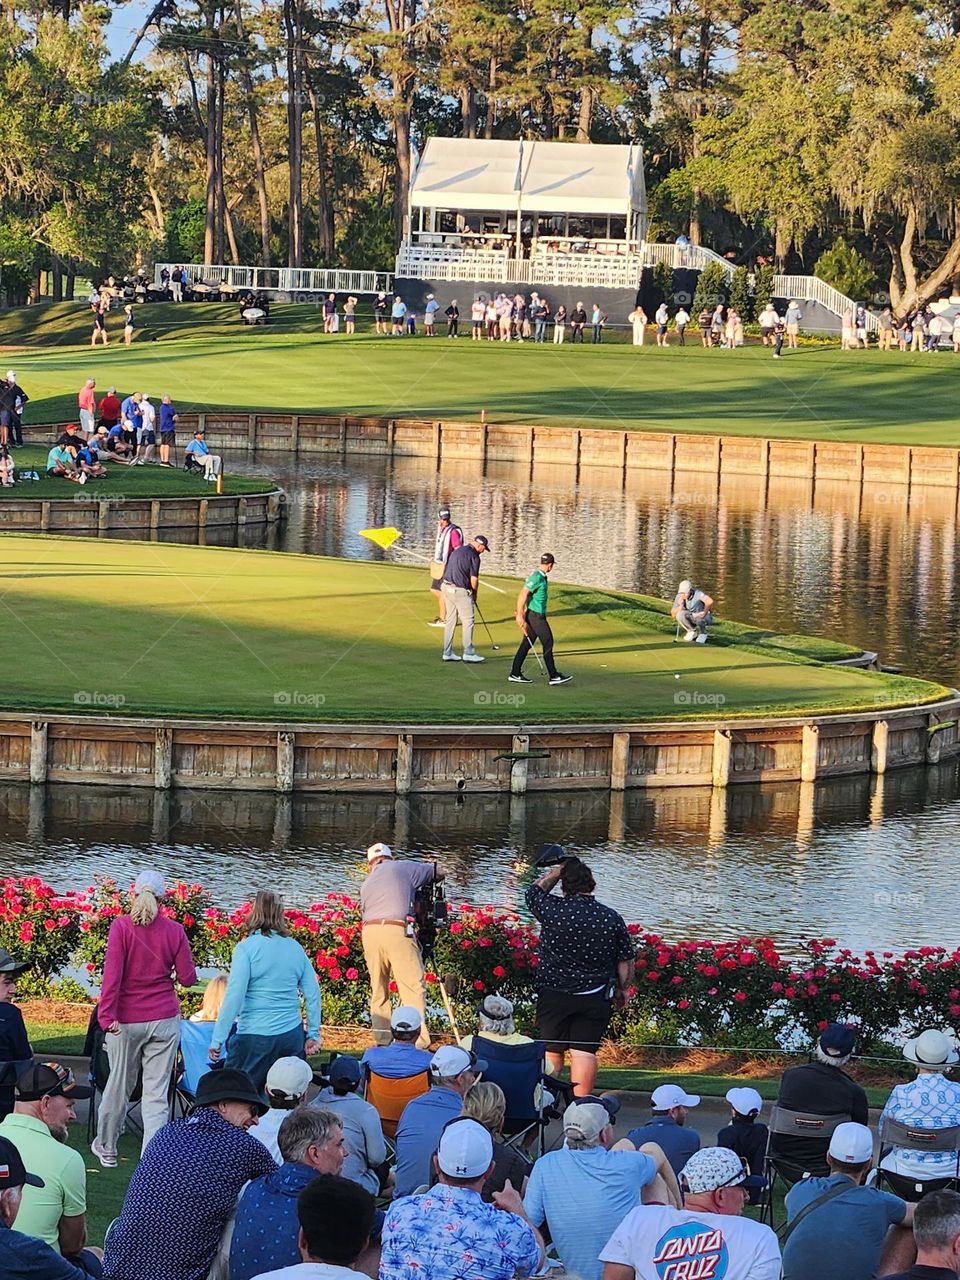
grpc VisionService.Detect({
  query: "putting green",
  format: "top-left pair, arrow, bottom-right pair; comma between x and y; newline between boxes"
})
0,536 -> 944,722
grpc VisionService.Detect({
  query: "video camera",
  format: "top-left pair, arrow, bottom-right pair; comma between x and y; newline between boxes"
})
413,860 -> 448,960
535,842 -> 574,868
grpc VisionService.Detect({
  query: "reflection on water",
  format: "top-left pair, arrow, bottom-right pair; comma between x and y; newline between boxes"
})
1,761 -> 958,953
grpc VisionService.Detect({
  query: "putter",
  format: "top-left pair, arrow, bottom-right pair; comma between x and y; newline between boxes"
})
475,601 -> 500,650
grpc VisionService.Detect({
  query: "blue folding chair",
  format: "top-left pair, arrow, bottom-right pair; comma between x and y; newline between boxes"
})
473,1036 -> 555,1156
176,1020 -> 218,1110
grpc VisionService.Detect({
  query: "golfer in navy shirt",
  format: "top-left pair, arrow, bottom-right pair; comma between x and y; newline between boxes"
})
440,536 -> 489,663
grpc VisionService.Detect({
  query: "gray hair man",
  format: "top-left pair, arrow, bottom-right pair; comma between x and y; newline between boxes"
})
883,1188 -> 960,1279
393,1045 -> 485,1198
772,1022 -> 870,1172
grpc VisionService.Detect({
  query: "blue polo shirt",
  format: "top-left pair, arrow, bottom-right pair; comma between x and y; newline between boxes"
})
120,397 -> 141,429
394,1086 -> 462,1197
362,1042 -> 433,1079
159,403 -> 177,433
783,1175 -> 907,1280
625,1114 -> 700,1176
228,1160 -> 315,1280
442,544 -> 480,589
185,437 -> 209,457
0,1218 -> 91,1279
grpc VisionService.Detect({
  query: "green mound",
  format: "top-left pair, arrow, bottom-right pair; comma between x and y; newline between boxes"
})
0,447 -> 273,499
0,536 -> 944,722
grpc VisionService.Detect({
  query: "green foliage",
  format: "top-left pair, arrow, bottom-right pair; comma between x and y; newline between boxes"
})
753,263 -> 775,313
652,260 -> 674,307
729,265 -> 751,320
166,200 -> 207,263
814,240 -> 875,302
337,196 -> 394,270
693,262 -> 728,313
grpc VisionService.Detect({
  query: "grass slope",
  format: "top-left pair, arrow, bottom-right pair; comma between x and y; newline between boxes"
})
0,447 -> 273,499
0,535 -> 943,722
3,302 -> 960,445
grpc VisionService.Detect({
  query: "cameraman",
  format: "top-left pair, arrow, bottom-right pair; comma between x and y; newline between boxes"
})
525,852 -> 633,1097
360,842 -> 445,1050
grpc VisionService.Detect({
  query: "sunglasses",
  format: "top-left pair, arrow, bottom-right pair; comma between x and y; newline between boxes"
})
716,1157 -> 751,1190
39,1063 -> 76,1097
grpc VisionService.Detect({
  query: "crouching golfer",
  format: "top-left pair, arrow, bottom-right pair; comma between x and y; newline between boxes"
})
671,578 -> 714,643
509,553 -> 571,685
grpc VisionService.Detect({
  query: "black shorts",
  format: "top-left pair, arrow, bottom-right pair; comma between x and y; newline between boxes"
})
160,431 -> 175,446
537,986 -> 613,1055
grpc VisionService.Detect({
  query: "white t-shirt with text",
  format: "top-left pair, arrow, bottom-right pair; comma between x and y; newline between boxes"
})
600,1203 -> 781,1280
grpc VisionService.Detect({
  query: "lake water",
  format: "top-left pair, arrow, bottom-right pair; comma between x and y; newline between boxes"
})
22,447 -> 960,952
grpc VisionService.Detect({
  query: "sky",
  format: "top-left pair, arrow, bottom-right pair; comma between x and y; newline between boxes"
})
106,0 -> 151,63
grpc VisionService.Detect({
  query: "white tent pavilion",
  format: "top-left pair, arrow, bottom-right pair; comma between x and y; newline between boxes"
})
398,137 -> 647,288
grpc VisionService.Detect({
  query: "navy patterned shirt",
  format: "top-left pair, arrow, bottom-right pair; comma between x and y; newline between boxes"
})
103,1108 -> 276,1280
525,885 -> 633,993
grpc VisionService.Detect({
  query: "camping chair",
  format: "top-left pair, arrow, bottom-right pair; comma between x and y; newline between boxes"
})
875,1118 -> 960,1201
473,1036 -> 562,1158
760,1106 -> 851,1226
183,452 -> 204,474
363,1068 -> 430,1141
173,1020 -> 218,1115
84,1010 -> 145,1145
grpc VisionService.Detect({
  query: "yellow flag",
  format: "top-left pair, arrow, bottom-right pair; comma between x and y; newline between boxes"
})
359,526 -> 403,550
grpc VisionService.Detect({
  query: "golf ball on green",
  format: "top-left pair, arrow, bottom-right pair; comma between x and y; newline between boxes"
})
674,673 -> 680,679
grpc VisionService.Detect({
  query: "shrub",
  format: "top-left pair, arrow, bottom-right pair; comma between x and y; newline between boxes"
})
814,239 -> 875,301
692,262 -> 728,314
729,266 -> 752,321
753,263 -> 775,313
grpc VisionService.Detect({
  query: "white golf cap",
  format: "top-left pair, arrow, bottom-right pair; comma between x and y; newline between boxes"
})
133,870 -> 166,896
366,842 -> 392,861
391,1005 -> 422,1031
431,1045 -> 486,1078
562,1100 -> 613,1143
5,371 -> 14,382
903,1029 -> 960,1067
436,1118 -> 492,1178
828,1121 -> 873,1164
652,1083 -> 700,1110
725,1086 -> 763,1117
266,1056 -> 314,1101
677,580 -> 692,595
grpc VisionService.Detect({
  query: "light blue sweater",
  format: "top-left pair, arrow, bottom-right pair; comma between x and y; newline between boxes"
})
211,931 -> 321,1047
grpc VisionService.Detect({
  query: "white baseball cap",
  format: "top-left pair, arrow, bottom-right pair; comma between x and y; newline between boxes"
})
391,1006 -> 422,1032
430,1045 -> 486,1078
562,1100 -> 613,1143
436,1118 -> 493,1178
366,842 -> 392,861
828,1121 -> 873,1164
651,1084 -> 700,1110
725,1087 -> 763,1117
133,870 -> 166,896
677,580 -> 692,595
5,371 -> 14,382
266,1056 -> 314,1101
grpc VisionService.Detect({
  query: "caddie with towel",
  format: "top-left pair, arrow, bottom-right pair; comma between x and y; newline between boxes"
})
428,505 -> 463,627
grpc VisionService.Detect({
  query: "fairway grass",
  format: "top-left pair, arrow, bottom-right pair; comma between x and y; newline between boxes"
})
4,303 -> 960,445
0,536 -> 944,722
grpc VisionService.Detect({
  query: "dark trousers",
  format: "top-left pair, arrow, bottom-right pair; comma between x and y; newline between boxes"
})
774,332 -> 784,356
677,326 -> 686,346
511,609 -> 557,678
447,318 -> 458,336
225,1022 -> 306,1092
592,324 -> 602,343
571,325 -> 584,343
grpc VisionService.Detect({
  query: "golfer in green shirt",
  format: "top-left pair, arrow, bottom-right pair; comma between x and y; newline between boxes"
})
509,553 -> 571,685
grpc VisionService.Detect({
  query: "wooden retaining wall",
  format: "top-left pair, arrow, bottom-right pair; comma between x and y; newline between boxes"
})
3,697 -> 958,794
0,489 -> 284,534
28,416 -> 960,491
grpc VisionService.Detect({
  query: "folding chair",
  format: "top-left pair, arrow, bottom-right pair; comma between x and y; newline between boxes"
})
173,1020 -> 218,1115
875,1118 -> 960,1201
473,1036 -> 562,1157
760,1106 -> 851,1226
363,1068 -> 430,1141
84,1011 -> 145,1145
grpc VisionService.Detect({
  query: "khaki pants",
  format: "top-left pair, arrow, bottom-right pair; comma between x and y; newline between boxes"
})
98,1015 -> 180,1154
362,924 -> 429,1047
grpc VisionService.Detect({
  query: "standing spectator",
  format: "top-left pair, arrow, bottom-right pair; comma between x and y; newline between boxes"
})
772,1022 -> 869,1174
360,843 -> 443,1046
855,303 -> 869,347
621,1084 -> 701,1177
782,1122 -> 914,1280
393,1045 -> 483,1198
470,297 -> 485,340
513,293 -> 527,341
0,1134 -> 99,1280
229,1107 -> 347,1280
78,380 -> 97,436
158,395 -> 177,467
184,428 -> 223,482
533,296 -> 549,344
383,1118 -> 544,1280
697,306 -> 712,346
424,294 -> 440,336
928,312 -> 948,351
361,1006 -> 433,1079
170,266 -> 183,303
841,306 -> 854,350
759,303 -> 779,346
91,298 -> 109,347
525,856 -> 633,1096
710,303 -> 724,346
785,299 -> 802,348
717,1086 -> 767,1205
92,870 -> 197,1169
484,298 -> 498,340
209,890 -> 321,1092
773,311 -> 787,358
97,386 -> 120,430
570,301 -> 587,343
102,1069 -> 275,1280
629,305 -> 647,346
0,1062 -> 94,1265
374,292 -> 388,334
343,296 -> 357,335
119,391 -> 141,450
497,293 -> 512,342
390,296 -> 406,336
953,313 -> 960,353
599,1147 -> 778,1280
444,299 -> 459,337
879,1029 -> 960,1188
0,948 -> 32,1121
248,1057 -> 315,1163
122,305 -> 135,347
898,313 -> 913,351
322,293 -> 337,334
883,1189 -> 960,1280
878,306 -> 895,350
136,395 -> 156,464
674,306 -> 690,346
553,303 -> 567,344
725,307 -> 740,348
0,371 -> 27,448
591,303 -> 604,344
911,309 -> 927,352
315,1056 -> 387,1197
246,1174 -> 375,1280
655,303 -> 669,346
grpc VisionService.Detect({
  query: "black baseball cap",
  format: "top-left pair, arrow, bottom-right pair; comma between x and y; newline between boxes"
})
577,1093 -> 622,1122
0,1136 -> 44,1189
0,947 -> 30,977
438,506 -> 451,519
474,535 -> 490,550
16,1061 -> 92,1102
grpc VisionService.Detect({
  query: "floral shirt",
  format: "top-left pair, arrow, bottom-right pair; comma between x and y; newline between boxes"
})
379,1184 -> 541,1280
880,1073 -> 960,1178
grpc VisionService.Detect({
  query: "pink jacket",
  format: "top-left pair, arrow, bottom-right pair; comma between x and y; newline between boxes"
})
98,914 -> 197,1029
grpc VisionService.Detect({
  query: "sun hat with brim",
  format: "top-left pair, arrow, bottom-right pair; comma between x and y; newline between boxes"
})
194,1068 -> 268,1116
903,1029 -> 960,1067
0,947 -> 30,976
681,1147 -> 766,1193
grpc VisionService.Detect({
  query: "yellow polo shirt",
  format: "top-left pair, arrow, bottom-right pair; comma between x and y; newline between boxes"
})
0,1111 -> 86,1250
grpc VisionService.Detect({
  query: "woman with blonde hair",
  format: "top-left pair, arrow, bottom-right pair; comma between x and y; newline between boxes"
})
190,974 -> 228,1023
460,1080 -> 532,1199
209,889 -> 321,1091
92,870 -> 197,1167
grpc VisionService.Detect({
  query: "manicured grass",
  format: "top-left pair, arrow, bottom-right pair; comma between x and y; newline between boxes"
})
0,535 -> 944,722
70,1130 -> 138,1244
4,302 -> 960,444
0,447 -> 274,499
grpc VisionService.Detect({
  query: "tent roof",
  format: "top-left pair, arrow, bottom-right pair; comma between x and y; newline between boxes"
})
410,138 -> 645,216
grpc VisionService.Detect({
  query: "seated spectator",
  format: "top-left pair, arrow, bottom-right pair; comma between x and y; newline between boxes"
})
523,1096 -> 680,1280
88,426 -> 111,459
248,1057 -> 315,1164
56,424 -> 86,450
45,445 -> 83,483
75,444 -> 106,479
105,424 -> 134,463
228,1106 -> 346,1280
883,1188 -> 960,1280
458,1081 -> 530,1201
461,995 -> 532,1051
599,1146 -> 778,1280
393,1045 -> 484,1198
361,1007 -> 432,1079
621,1083 -> 701,1176
247,1173 -> 375,1280
0,949 -> 32,1120
0,1062 -> 95,1267
315,1056 -> 387,1197
880,1029 -> 960,1188
185,428 -> 222,481
382,1118 -> 544,1280
717,1086 -> 768,1206
102,1068 -> 276,1280
190,974 -> 229,1023
782,1121 -> 915,1280
0,444 -> 14,487
0,1134 -> 101,1280
772,1022 -> 869,1174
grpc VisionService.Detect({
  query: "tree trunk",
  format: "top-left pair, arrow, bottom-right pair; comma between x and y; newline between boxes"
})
215,48 -> 227,264
576,84 -> 592,142
51,261 -> 63,303
225,203 -> 241,265
888,209 -> 960,317
233,0 -> 271,266
393,98 -> 412,248
284,0 -> 303,267
65,261 -> 75,301
203,10 -> 218,266
483,54 -> 497,139
461,84 -> 477,139
309,86 -> 335,262
774,221 -> 791,269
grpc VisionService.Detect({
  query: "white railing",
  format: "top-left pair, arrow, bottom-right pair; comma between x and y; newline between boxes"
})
643,242 -> 735,275
774,274 -> 879,332
394,245 -> 642,289
153,264 -> 392,296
